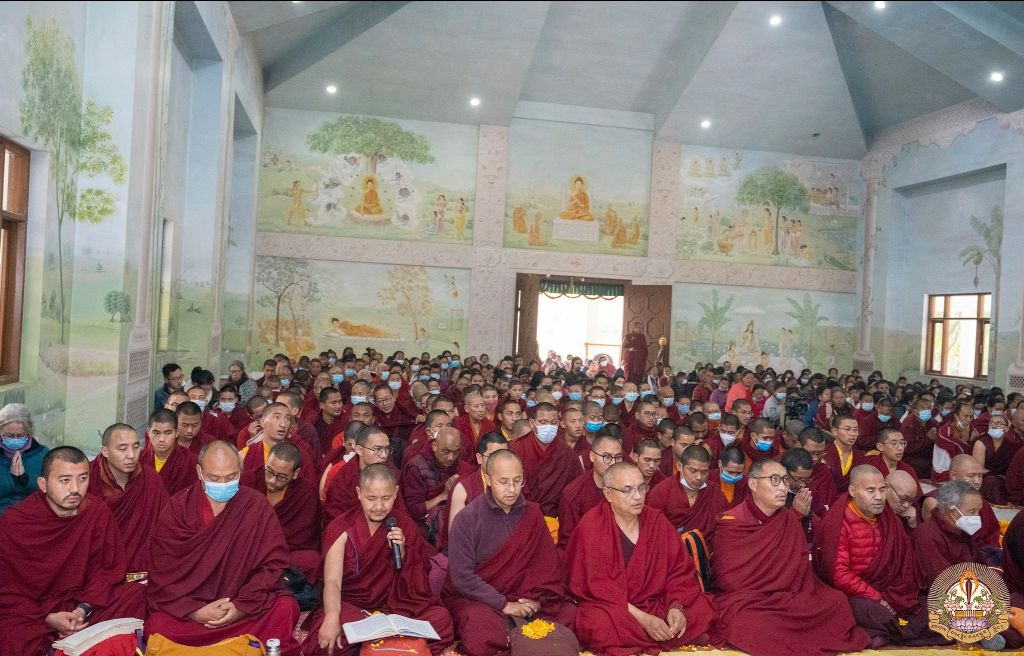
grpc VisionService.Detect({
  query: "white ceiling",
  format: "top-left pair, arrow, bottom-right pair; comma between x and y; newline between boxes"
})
227,0 -> 1024,158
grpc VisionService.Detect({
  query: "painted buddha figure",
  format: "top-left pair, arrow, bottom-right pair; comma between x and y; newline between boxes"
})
355,175 -> 383,215
559,175 -> 594,221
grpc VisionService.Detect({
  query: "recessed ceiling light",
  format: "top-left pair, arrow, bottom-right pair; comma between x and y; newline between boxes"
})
700,119 -> 711,129
874,1 -> 886,9
469,97 -> 481,107
990,71 -> 1004,83
291,1 -> 301,4
769,15 -> 782,26
325,84 -> 337,94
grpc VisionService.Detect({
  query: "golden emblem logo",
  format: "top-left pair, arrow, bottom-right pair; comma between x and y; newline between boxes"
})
927,563 -> 1009,643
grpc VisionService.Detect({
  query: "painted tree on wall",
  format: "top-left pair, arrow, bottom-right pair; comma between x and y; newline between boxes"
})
20,18 -> 126,344
257,257 -> 321,346
378,265 -> 433,341
960,205 -> 1003,367
786,293 -> 828,368
736,166 -> 809,256
103,291 -> 131,322
697,289 -> 734,361
306,116 -> 435,176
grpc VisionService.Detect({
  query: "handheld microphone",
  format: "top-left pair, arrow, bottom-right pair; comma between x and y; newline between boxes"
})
386,517 -> 403,570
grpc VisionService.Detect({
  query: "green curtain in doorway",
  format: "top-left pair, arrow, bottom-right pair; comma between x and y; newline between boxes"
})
540,280 -> 623,299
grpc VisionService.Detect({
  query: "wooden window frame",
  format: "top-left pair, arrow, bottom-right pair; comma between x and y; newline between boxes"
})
0,138 -> 29,386
924,293 -> 990,380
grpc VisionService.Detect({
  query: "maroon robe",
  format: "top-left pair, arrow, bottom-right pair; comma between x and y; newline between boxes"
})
623,421 -> 659,455
822,444 -> 867,494
702,430 -> 727,463
437,464 -> 487,553
322,457 -> 407,524
1006,444 -> 1024,505
403,422 -> 432,464
922,488 -> 1001,556
899,415 -> 933,479
932,421 -> 971,483
301,507 -> 453,656
509,432 -> 584,517
313,413 -> 346,458
183,431 -> 219,457
1004,511 -> 1024,596
241,437 -> 317,486
855,412 -> 900,451
0,494 -> 146,656
646,474 -> 727,543
913,514 -> 982,585
240,469 -> 322,582
739,434 -> 783,463
145,485 -> 300,654
711,496 -> 870,655
807,461 -> 838,517
865,455 -> 923,498
557,471 -> 605,549
978,433 -> 1020,504
142,441 -> 199,496
453,414 -> 496,464
88,454 -> 169,574
400,450 -> 458,533
375,404 -> 417,443
444,499 -> 575,656
621,331 -> 648,384
568,503 -> 716,656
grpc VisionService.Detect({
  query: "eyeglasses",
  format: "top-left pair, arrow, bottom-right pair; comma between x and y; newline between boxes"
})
436,447 -> 461,457
591,450 -> 624,465
640,411 -> 659,418
605,484 -> 650,497
837,426 -> 860,435
360,444 -> 392,456
491,477 -> 524,489
750,474 -> 792,487
263,467 -> 293,483
892,492 -> 916,505
881,441 -> 908,448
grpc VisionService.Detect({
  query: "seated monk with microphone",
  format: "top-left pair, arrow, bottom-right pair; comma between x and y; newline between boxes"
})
303,463 -> 453,655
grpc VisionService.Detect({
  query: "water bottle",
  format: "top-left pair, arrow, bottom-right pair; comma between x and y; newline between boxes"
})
266,638 -> 281,656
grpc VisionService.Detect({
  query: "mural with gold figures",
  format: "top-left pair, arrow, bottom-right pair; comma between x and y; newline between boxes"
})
677,145 -> 861,270
504,118 -> 652,255
258,108 -> 478,243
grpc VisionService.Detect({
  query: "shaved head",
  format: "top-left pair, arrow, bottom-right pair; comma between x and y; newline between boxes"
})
950,453 -> 985,490
359,462 -> 397,487
485,448 -> 521,476
886,470 -> 918,499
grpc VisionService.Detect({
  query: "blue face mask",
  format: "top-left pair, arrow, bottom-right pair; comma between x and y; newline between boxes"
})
755,438 -> 773,452
677,404 -> 690,414
194,399 -> 207,412
331,374 -> 344,384
878,413 -> 891,423
594,398 -> 606,408
775,392 -> 786,400
219,402 -> 236,413
429,389 -> 441,395
941,407 -> 952,416
204,479 -> 239,503
661,397 -> 674,407
585,420 -> 604,433
419,375 -> 431,382
707,412 -> 722,421
535,424 -> 558,444
431,373 -> 441,380
351,395 -> 367,404
918,409 -> 933,422
861,402 -> 874,412
441,363 -> 449,370
279,378 -> 291,387
721,472 -> 743,485
526,399 -> 537,408
388,381 -> 402,391
411,364 -> 420,372
450,360 -> 460,368
568,392 -> 583,402
2,436 -> 29,451
611,397 -> 624,406
624,392 -> 639,403
344,368 -> 357,378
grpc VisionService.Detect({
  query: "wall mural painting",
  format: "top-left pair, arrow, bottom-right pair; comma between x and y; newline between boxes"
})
677,146 -> 861,271
672,283 -> 857,374
504,118 -> 652,256
253,257 -> 469,362
258,109 -> 478,244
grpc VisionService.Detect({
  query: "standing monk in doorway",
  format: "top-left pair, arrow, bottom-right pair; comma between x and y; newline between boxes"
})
622,321 -> 649,385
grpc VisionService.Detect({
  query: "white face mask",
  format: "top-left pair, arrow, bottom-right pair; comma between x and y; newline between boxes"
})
680,476 -> 707,492
954,508 -> 982,536
720,432 -> 737,447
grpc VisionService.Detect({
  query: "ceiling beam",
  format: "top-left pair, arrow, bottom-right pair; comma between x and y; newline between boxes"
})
935,1 -> 1024,58
826,1 -> 1024,112
263,0 -> 410,93
646,1 -> 739,138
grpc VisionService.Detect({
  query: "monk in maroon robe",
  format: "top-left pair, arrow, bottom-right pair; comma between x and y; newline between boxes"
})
453,391 -> 497,464
323,425 -> 406,523
508,402 -> 583,529
177,401 -> 218,456
303,464 -> 453,655
813,466 -> 941,647
558,433 -> 622,549
240,441 -> 322,583
568,463 -> 716,656
441,433 -> 508,552
921,454 -> 1002,559
647,444 -> 727,543
372,384 -> 417,453
711,459 -> 870,656
855,399 -> 898,451
865,427 -> 922,498
707,446 -> 748,508
796,426 -> 837,512
1004,511 -> 1024,597
973,413 -> 1019,504
400,426 -> 461,540
146,441 -> 300,654
631,438 -> 667,487
623,398 -> 660,454
621,322 -> 649,384
88,423 -> 169,575
0,447 -> 146,656
403,408 -> 453,465
899,398 -> 935,479
143,408 -> 200,495
313,388 -> 347,459
446,450 -> 575,655
932,402 -> 973,482
241,402 -> 317,486
823,414 -> 867,493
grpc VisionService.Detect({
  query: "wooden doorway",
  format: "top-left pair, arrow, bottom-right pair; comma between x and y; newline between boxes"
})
622,284 -> 673,370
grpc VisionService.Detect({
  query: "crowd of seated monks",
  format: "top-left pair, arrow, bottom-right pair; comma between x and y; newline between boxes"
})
3,348 -> 1024,656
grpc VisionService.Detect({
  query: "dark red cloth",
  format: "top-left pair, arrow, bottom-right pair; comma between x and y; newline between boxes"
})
557,471 -> 605,549
1003,511 -> 1024,596
322,457 -> 407,524
400,450 -> 457,525
707,469 -> 749,509
436,465 -> 486,552
301,507 -> 453,656
932,421 -> 971,482
739,434 -> 782,463
1006,445 -> 1024,504
855,411 -> 898,451
204,409 -> 237,442
294,421 -> 322,466
808,462 -> 837,517
141,442 -> 199,496
623,421 -> 658,455
923,489 -> 1002,554
646,475 -> 727,543
313,414 -> 346,458
147,484 -> 293,619
183,431 -> 219,457
702,431 -> 726,462
621,331 -> 648,384
865,455 -> 922,498
403,423 -> 432,464
445,500 -> 574,656
568,503 -> 715,656
899,415 -> 933,479
979,433 -> 1019,475
375,405 -> 417,443
453,415 -> 496,464
0,493 -> 146,656
241,437 -> 317,486
711,496 -> 870,656
821,444 -> 867,494
240,469 -> 321,553
813,495 -> 920,614
88,454 -> 169,573
509,432 -> 583,517
913,514 -> 981,586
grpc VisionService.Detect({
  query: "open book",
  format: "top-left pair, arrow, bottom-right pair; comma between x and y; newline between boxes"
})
52,617 -> 143,655
343,613 -> 440,643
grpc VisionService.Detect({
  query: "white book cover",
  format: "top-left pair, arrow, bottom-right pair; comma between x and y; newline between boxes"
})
342,613 -> 439,643
52,617 -> 143,655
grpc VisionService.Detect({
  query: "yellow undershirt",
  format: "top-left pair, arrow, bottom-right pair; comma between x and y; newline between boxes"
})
154,454 -> 167,472
835,442 -> 853,476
